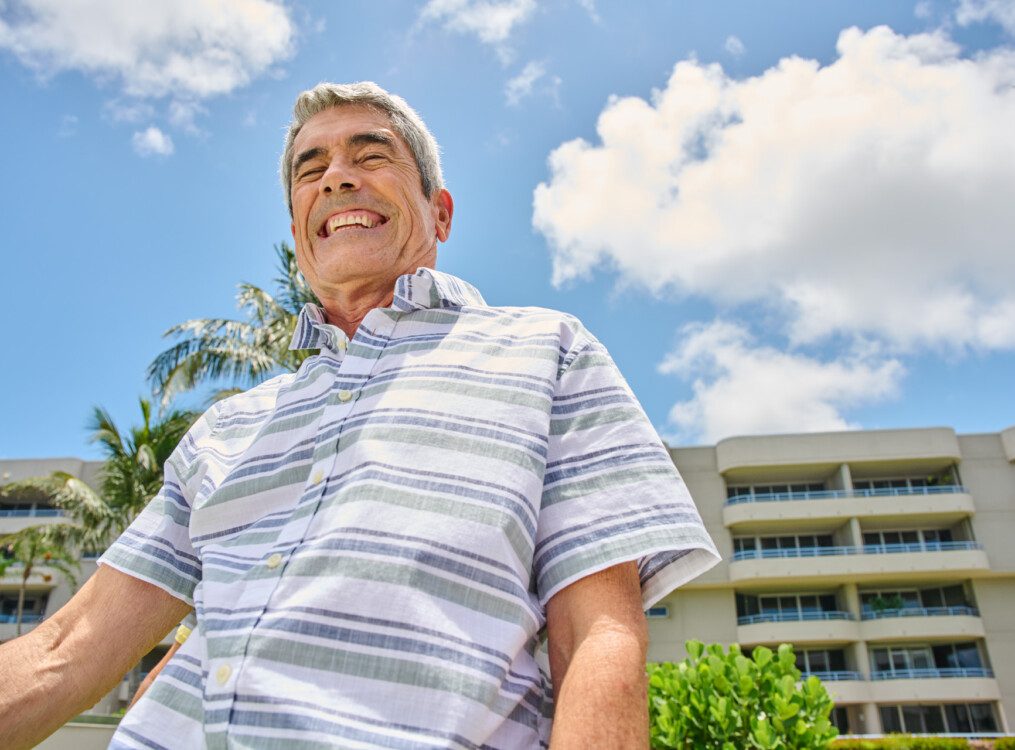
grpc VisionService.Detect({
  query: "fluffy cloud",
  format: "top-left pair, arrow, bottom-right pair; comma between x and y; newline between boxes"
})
0,0 -> 293,100
533,26 -> 1015,351
724,34 -> 746,57
419,0 -> 535,53
659,321 -> 904,443
132,126 -> 173,157
957,0 -> 1015,36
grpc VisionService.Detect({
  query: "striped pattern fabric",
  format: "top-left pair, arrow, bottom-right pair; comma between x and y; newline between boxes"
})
100,268 -> 719,749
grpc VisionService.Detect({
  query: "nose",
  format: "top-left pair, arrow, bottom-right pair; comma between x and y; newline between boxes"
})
321,156 -> 359,194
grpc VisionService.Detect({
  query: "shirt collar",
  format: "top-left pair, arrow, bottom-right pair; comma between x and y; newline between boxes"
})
289,268 -> 487,352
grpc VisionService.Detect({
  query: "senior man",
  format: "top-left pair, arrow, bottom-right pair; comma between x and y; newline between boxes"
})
0,82 -> 719,749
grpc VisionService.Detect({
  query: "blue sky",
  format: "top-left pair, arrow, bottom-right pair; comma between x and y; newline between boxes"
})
1,0 -> 1013,460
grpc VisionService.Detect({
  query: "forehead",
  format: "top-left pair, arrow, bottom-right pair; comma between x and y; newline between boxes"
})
293,105 -> 406,155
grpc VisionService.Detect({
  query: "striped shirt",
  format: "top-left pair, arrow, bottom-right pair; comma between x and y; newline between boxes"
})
100,267 -> 719,749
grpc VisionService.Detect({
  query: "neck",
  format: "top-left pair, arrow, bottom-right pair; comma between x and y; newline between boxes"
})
314,259 -> 435,339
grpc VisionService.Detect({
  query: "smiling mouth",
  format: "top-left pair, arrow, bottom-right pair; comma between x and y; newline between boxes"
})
317,210 -> 388,238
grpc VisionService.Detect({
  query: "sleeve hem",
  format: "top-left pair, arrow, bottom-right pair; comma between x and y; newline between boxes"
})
96,558 -> 195,609
537,543 -> 721,610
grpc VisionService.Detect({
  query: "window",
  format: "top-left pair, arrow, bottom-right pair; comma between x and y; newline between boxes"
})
795,649 -> 847,674
645,606 -> 669,619
880,704 -> 997,734
863,529 -> 956,551
871,646 -> 933,674
830,707 -> 850,734
932,643 -> 982,670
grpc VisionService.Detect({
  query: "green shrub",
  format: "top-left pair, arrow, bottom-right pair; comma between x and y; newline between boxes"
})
831,737 -> 968,749
647,640 -> 838,749
993,739 -> 1015,750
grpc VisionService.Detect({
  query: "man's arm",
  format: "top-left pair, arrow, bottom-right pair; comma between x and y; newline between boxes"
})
545,561 -> 649,750
0,565 -> 191,749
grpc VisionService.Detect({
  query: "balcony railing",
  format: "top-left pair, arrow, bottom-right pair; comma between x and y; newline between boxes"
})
861,605 -> 980,620
803,670 -> 864,682
0,613 -> 45,624
862,541 -> 983,554
733,541 -> 983,561
725,485 -> 967,506
738,611 -> 854,625
871,667 -> 994,680
0,508 -> 64,518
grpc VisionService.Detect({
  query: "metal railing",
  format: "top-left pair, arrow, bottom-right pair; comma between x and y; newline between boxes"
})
862,541 -> 983,554
0,613 -> 45,624
861,605 -> 979,620
871,667 -> 994,680
725,484 -> 967,506
733,541 -> 983,561
738,611 -> 854,625
803,670 -> 864,682
0,508 -> 63,517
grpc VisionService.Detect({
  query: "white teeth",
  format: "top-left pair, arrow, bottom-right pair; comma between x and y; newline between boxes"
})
327,213 -> 376,235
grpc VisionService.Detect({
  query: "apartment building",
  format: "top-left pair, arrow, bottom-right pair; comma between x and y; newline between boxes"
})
3,424 -> 1014,735
649,424 -> 1015,736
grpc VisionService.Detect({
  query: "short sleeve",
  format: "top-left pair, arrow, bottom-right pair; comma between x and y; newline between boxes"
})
533,334 -> 720,609
97,406 -> 217,606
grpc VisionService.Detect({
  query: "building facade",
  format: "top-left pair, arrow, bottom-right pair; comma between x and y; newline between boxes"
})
3,424 -> 1015,735
649,424 -> 1015,736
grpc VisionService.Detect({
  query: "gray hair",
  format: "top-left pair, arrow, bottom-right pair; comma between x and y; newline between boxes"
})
280,81 -> 444,216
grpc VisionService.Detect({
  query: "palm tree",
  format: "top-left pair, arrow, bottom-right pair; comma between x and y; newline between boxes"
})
88,398 -> 198,526
0,399 -> 196,634
147,242 -> 320,405
0,525 -> 78,635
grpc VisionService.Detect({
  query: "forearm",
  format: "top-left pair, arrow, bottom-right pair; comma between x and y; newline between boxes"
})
0,619 -> 124,749
0,567 -> 190,749
549,627 -> 649,749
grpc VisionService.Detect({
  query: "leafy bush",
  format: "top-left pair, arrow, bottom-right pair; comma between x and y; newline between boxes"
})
831,737 -> 968,749
647,640 -> 838,749
993,739 -> 1015,750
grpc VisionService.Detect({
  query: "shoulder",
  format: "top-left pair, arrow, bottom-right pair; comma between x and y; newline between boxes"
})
196,371 -> 297,439
462,305 -> 598,370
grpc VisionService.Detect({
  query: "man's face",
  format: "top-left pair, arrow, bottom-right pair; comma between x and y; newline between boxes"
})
289,105 -> 453,296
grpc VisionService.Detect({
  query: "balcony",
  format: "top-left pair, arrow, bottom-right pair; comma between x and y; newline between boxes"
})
811,672 -> 869,704
859,606 -> 986,642
872,667 -> 993,680
723,485 -> 974,530
730,542 -> 989,585
737,610 -> 859,645
868,668 -> 1001,703
0,507 -> 67,533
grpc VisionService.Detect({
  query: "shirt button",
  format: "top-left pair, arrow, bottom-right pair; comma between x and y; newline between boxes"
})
266,553 -> 283,569
338,389 -> 353,402
311,470 -> 324,484
215,664 -> 232,685
338,339 -> 348,352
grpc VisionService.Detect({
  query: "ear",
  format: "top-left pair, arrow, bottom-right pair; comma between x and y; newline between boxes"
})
433,189 -> 454,243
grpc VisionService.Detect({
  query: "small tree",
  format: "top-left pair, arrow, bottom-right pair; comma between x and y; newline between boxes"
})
648,640 -> 838,750
0,525 -> 78,635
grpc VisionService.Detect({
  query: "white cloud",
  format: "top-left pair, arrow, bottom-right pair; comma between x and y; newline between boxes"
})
956,0 -> 1015,35
533,25 -> 1015,351
659,321 -> 905,443
0,0 -> 293,100
724,34 -> 746,57
506,61 -> 545,104
575,0 -> 601,24
168,99 -> 208,134
419,0 -> 535,61
103,99 -> 156,124
504,60 -> 561,106
132,126 -> 173,157
57,114 -> 78,137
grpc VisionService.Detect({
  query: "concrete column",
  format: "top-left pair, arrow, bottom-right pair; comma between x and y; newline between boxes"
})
839,463 -> 853,492
847,517 -> 863,549
861,702 -> 883,734
842,582 -> 861,619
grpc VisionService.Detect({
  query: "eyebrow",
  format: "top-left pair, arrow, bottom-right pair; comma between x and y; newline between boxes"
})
292,131 -> 399,176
